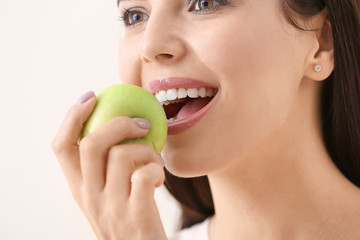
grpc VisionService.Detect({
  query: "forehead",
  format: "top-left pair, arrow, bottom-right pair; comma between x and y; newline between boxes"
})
118,0 -> 148,4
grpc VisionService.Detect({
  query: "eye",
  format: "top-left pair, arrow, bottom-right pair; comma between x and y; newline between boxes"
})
195,0 -> 214,11
190,0 -> 228,13
118,8 -> 149,27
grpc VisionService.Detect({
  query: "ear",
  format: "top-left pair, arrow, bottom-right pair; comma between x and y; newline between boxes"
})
304,11 -> 334,81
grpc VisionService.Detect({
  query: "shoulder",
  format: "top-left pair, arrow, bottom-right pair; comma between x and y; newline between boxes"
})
169,218 -> 210,240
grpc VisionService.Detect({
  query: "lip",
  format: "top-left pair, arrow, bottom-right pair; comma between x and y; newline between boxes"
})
147,77 -> 218,94
147,77 -> 219,135
167,92 -> 219,135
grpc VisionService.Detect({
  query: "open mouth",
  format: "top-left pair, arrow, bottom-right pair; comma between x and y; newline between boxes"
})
155,87 -> 218,123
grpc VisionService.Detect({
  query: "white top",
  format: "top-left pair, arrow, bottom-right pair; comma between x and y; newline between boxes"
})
169,218 -> 210,240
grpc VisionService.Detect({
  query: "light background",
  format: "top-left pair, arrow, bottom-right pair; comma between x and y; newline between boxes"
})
0,0 -> 181,239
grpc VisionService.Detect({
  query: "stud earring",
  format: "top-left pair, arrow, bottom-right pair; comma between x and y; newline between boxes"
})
314,64 -> 322,72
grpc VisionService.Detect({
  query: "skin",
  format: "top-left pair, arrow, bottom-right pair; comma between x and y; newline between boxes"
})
53,0 -> 360,239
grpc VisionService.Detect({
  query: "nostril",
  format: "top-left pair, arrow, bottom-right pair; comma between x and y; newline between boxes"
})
141,53 -> 174,63
156,53 -> 174,60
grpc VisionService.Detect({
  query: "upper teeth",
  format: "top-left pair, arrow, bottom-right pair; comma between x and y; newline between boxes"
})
155,87 -> 217,105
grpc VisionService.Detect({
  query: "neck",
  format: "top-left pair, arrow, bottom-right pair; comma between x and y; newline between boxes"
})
207,83 -> 360,239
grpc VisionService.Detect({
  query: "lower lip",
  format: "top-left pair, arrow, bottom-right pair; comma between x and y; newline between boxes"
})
167,92 -> 219,135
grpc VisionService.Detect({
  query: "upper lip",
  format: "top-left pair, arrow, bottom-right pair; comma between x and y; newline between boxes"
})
147,77 -> 218,94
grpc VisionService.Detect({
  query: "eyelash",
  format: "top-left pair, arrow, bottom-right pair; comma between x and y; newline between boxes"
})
189,0 -> 230,14
117,7 -> 147,28
117,0 -> 230,28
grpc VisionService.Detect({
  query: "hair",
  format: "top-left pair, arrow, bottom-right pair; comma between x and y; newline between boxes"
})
164,0 -> 360,229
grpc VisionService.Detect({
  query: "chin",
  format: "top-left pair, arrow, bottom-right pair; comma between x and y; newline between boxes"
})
161,151 -> 215,178
165,166 -> 208,178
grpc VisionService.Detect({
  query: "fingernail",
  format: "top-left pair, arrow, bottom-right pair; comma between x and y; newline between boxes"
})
157,154 -> 165,166
77,91 -> 95,104
132,118 -> 150,129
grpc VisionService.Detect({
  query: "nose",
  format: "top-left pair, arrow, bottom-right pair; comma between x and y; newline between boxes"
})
139,12 -> 187,65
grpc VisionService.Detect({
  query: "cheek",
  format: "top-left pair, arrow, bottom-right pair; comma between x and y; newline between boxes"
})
193,9 -> 307,122
193,13 -> 303,86
166,15 -> 308,176
192,19 -> 301,125
117,39 -> 142,85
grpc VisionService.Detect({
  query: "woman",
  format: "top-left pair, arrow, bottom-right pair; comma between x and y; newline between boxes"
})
52,0 -> 360,239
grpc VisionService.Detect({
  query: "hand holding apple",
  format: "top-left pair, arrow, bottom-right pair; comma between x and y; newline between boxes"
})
80,84 -> 167,153
52,84 -> 169,240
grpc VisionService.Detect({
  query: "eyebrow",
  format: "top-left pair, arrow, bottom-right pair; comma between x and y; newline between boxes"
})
117,0 -> 147,6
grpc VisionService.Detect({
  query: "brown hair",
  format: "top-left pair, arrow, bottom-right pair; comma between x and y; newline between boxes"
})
164,0 -> 360,229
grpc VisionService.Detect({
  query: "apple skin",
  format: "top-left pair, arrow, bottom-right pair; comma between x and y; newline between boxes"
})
80,84 -> 167,153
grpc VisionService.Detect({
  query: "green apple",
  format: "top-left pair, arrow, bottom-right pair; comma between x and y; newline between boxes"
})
80,84 -> 167,153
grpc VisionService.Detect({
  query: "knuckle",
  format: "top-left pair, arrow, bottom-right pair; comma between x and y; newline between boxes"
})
113,116 -> 130,124
108,145 -> 129,160
51,137 -> 61,154
51,137 -> 67,155
132,163 -> 164,187
111,116 -> 129,126
132,170 -> 152,186
139,144 -> 154,155
79,135 -> 98,155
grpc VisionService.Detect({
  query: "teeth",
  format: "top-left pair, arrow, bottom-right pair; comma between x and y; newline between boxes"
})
155,87 -> 218,105
178,88 -> 187,99
156,90 -> 167,102
167,116 -> 186,123
167,117 -> 176,123
198,87 -> 206,98
167,89 -> 177,101
187,88 -> 199,98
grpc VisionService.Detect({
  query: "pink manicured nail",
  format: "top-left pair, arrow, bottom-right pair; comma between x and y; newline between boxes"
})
77,91 -> 95,104
132,118 -> 150,129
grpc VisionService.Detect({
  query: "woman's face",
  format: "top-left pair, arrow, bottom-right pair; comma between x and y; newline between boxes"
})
117,0 -> 318,177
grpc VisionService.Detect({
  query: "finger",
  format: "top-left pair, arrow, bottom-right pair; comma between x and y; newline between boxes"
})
52,91 -> 96,190
53,91 -> 96,152
105,143 -> 164,198
79,117 -> 150,192
129,163 -> 165,230
130,162 -> 165,204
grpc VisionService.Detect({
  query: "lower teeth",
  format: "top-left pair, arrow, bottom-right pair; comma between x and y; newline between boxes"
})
167,118 -> 176,123
167,117 -> 185,123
